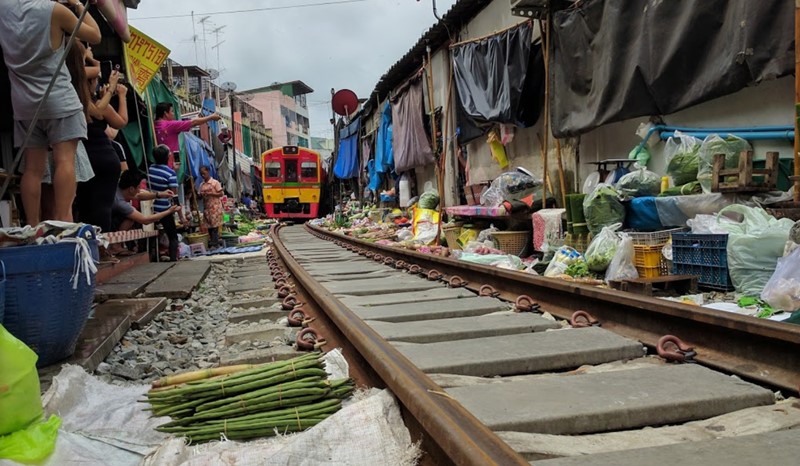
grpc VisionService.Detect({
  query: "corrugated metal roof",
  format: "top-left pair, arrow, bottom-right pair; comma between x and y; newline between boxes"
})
362,0 -> 493,116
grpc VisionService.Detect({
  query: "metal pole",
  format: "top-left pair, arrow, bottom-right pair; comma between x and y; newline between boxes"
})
794,0 -> 800,202
231,93 -> 239,200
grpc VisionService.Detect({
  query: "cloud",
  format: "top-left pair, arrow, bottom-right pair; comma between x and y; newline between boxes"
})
128,0 -> 457,139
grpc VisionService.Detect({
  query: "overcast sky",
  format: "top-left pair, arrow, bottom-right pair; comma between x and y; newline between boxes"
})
128,0 -> 458,139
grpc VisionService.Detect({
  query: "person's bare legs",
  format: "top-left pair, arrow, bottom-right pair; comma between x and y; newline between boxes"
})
20,147 -> 48,226
51,139 -> 78,222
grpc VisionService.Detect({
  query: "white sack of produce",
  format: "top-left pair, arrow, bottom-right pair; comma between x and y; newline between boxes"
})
584,223 -> 622,272
761,247 -> 800,311
615,165 -> 661,198
716,205 -> 794,297
605,234 -> 638,283
583,184 -> 625,235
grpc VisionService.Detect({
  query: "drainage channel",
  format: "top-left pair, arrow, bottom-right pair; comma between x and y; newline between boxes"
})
272,224 -> 800,465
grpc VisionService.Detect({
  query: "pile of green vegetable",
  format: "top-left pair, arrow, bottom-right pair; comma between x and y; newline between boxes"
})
418,191 -> 440,210
616,167 -> 661,198
583,184 -> 625,236
665,133 -> 702,186
584,224 -> 622,272
145,353 -> 354,443
234,215 -> 259,236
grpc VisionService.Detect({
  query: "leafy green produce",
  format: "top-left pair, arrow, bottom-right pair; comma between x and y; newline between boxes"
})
565,261 -> 590,278
583,184 -> 625,236
616,167 -> 661,198
418,191 -> 440,210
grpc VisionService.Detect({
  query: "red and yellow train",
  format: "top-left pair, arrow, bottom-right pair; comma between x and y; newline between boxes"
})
261,146 -> 327,219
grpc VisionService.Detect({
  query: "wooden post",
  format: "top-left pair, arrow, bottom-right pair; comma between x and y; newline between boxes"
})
539,19 -> 550,207
795,1 -> 800,201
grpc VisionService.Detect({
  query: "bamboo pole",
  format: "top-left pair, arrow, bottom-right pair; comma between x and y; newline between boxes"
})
538,15 -> 567,208
794,1 -> 800,202
425,48 -> 443,246
539,19 -> 550,207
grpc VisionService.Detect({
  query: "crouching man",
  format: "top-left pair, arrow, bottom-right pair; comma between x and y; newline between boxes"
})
110,170 -> 181,252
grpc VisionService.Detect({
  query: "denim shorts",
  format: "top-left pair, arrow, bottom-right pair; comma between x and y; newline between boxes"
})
13,110 -> 88,148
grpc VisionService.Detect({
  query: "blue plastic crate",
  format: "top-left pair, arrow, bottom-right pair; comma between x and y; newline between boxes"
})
671,233 -> 734,291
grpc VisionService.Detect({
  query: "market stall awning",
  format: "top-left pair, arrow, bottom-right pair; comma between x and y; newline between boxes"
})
96,0 -> 133,42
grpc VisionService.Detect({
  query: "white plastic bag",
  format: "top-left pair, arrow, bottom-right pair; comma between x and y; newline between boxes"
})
544,246 -> 584,277
716,205 -> 795,296
664,131 -> 702,186
584,223 -> 622,272
605,234 -> 638,282
615,165 -> 661,198
697,134 -> 751,194
760,247 -> 800,311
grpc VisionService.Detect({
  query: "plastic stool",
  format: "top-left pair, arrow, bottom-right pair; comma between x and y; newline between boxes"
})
189,243 -> 207,257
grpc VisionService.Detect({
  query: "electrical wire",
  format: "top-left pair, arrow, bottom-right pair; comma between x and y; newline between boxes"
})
130,0 -> 369,21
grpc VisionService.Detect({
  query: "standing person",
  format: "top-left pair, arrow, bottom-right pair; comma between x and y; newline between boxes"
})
198,165 -> 224,248
77,75 -> 128,234
0,0 -> 102,225
148,145 -> 180,261
153,102 -> 220,170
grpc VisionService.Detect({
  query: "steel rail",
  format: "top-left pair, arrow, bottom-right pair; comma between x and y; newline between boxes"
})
306,224 -> 800,394
272,225 -> 529,466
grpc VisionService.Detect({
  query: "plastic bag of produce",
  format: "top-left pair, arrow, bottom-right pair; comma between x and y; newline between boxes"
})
418,190 -> 440,210
615,164 -> 661,198
584,223 -> 622,272
480,170 -> 541,207
544,246 -> 585,277
605,234 -> 638,282
583,184 -> 625,235
0,324 -> 43,436
697,134 -> 751,193
411,207 -> 439,245
664,131 -> 702,186
717,205 -> 795,296
761,247 -> 800,311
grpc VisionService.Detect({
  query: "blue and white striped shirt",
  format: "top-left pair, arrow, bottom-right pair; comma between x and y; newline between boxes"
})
148,164 -> 178,213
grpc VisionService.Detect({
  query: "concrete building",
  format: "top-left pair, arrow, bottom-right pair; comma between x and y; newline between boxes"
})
243,81 -> 314,149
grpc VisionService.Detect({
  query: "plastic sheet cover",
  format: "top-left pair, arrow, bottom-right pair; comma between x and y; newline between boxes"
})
452,21 -> 545,131
391,78 -> 434,173
333,117 -> 360,179
550,0 -> 794,138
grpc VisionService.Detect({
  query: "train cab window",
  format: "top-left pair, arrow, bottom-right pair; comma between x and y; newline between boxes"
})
266,162 -> 281,179
300,162 -> 317,180
285,159 -> 298,182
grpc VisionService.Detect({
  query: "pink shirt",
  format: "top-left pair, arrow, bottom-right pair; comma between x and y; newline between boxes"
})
154,119 -> 193,168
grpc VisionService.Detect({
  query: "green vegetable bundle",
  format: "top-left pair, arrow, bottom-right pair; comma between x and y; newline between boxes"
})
583,184 -> 625,236
664,132 -> 702,186
584,223 -> 622,272
145,353 -> 355,443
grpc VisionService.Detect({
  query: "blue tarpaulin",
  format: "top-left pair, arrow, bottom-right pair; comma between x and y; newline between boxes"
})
202,98 -> 218,135
184,132 -> 218,190
333,117 -> 360,179
375,102 -> 394,173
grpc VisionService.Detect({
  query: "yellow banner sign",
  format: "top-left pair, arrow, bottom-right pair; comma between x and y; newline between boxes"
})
124,26 -> 170,95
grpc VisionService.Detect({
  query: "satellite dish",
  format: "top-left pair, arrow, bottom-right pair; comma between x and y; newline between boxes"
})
239,93 -> 255,102
332,89 -> 359,117
207,69 -> 220,80
221,81 -> 237,92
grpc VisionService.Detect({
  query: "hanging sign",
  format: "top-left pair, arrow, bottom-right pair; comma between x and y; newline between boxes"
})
124,26 -> 170,95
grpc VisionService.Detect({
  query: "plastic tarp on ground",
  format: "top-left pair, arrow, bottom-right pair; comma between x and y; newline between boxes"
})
391,78 -> 434,173
550,0 -> 794,138
3,350 -> 419,466
452,20 -> 545,130
374,102 -> 394,174
333,117 -> 361,179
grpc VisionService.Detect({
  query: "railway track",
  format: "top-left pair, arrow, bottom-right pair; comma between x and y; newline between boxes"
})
269,224 -> 800,465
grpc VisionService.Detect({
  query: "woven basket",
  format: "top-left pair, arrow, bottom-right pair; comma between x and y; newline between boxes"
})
492,231 -> 531,256
0,227 -> 98,367
187,233 -> 210,249
443,224 -> 463,250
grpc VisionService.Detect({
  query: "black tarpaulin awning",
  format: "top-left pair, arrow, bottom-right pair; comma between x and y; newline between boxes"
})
550,0 -> 794,138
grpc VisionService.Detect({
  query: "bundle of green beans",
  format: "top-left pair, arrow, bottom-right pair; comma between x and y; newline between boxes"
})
145,352 -> 355,442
